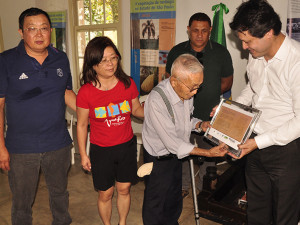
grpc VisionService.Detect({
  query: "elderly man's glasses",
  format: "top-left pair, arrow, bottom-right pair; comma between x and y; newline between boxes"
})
176,77 -> 202,92
99,56 -> 119,66
24,27 -> 50,35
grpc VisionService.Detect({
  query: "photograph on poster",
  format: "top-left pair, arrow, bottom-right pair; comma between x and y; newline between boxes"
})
287,0 -> 300,42
140,66 -> 158,95
130,0 -> 176,95
140,19 -> 159,49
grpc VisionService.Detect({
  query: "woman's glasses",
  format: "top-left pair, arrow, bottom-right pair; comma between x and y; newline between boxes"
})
99,56 -> 119,66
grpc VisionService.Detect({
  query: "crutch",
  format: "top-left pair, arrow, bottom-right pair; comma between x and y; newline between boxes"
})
189,157 -> 200,225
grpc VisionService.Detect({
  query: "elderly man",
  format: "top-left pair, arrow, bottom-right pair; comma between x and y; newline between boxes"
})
166,12 -> 234,198
230,0 -> 300,224
142,54 -> 228,225
0,7 -> 76,225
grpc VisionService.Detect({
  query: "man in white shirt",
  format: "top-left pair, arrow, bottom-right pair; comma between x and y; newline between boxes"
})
142,54 -> 228,225
230,0 -> 300,224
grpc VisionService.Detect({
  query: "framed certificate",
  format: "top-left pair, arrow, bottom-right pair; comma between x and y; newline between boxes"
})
204,98 -> 261,157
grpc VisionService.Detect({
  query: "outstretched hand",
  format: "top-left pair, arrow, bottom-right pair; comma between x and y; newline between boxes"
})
208,143 -> 228,157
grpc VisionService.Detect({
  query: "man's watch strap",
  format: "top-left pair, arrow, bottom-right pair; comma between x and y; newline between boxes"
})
197,121 -> 203,133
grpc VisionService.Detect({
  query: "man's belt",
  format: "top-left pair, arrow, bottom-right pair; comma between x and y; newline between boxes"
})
154,153 -> 177,160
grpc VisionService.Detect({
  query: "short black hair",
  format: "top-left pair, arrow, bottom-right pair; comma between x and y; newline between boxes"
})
189,12 -> 211,27
19,7 -> 52,30
229,0 -> 281,38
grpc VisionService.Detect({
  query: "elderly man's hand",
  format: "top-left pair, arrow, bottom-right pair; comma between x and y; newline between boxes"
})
201,121 -> 211,133
208,143 -> 228,157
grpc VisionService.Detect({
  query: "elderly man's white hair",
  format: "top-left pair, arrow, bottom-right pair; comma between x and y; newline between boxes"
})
170,54 -> 204,79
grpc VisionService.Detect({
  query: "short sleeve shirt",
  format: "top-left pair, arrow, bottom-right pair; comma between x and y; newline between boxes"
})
166,40 -> 233,120
76,78 -> 139,147
0,40 -> 73,153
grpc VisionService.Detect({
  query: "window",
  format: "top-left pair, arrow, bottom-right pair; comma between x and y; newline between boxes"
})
70,0 -> 121,90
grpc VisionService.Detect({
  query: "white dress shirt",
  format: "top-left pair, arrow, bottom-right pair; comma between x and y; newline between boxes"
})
142,78 -> 200,159
236,33 -> 300,149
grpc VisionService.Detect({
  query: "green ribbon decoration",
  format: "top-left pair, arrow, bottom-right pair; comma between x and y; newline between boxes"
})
210,3 -> 229,47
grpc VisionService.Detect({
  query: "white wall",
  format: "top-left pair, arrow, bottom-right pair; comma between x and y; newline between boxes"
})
36,0 -> 74,85
0,0 -> 288,100
0,0 -> 35,50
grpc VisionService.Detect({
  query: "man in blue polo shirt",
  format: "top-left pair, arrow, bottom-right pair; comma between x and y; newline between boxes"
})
0,8 -> 76,225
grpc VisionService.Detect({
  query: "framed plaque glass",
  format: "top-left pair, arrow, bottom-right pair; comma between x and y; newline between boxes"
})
204,98 -> 261,157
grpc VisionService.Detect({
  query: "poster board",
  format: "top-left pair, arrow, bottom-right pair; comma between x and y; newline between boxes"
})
130,0 -> 176,96
48,11 -> 67,52
287,0 -> 300,42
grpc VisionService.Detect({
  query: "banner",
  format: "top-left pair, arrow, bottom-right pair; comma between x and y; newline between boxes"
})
130,0 -> 176,96
210,3 -> 231,99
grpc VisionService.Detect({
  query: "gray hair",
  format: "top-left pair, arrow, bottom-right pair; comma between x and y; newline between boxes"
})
170,54 -> 204,79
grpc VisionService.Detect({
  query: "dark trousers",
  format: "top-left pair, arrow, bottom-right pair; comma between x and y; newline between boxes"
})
246,138 -> 300,225
142,149 -> 182,225
8,145 -> 72,225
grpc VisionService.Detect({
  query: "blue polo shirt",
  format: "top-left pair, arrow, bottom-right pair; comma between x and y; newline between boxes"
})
0,40 -> 73,154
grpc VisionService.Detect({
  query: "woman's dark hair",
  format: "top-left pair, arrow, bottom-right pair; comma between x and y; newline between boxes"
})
81,36 -> 131,88
229,0 -> 281,38
19,7 -> 52,30
189,12 -> 211,27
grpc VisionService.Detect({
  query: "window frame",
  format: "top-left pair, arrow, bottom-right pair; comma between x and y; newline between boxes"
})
69,0 -> 122,91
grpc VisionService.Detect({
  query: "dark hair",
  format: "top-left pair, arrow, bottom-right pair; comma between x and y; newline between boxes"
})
188,12 -> 211,27
229,0 -> 281,38
19,7 -> 52,30
81,36 -> 131,88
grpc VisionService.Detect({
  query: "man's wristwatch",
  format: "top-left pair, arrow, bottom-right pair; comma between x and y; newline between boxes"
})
196,121 -> 203,133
